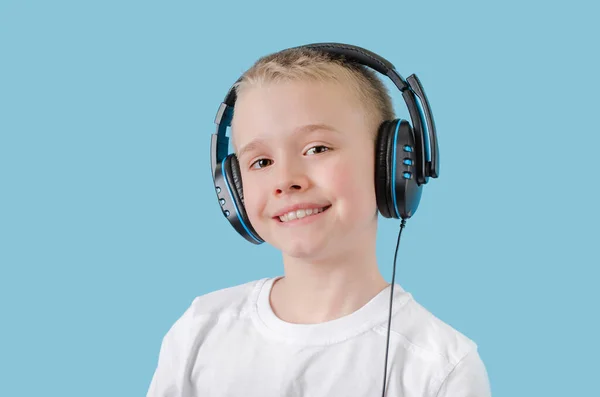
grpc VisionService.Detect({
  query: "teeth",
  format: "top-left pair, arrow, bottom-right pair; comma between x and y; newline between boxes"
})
278,207 -> 326,223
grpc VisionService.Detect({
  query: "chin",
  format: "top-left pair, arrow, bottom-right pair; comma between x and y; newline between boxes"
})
273,235 -> 332,260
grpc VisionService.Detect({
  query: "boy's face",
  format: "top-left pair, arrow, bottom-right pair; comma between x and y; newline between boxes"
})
231,79 -> 379,260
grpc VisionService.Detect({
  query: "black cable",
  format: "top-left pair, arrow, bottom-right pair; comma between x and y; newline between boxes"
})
381,218 -> 407,397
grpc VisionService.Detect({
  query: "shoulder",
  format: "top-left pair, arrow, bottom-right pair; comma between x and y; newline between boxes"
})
382,293 -> 490,395
160,277 -> 268,343
146,279 -> 271,395
388,296 -> 478,364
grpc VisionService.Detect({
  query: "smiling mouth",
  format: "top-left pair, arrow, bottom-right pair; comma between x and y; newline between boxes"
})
276,205 -> 332,223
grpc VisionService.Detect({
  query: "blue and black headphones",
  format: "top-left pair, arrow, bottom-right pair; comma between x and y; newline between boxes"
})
210,43 -> 440,245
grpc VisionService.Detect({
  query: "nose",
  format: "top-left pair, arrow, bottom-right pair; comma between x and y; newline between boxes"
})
273,157 -> 310,196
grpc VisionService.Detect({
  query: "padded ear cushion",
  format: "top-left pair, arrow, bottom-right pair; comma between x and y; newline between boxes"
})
229,154 -> 245,204
375,120 -> 398,218
221,154 -> 263,244
223,154 -> 249,221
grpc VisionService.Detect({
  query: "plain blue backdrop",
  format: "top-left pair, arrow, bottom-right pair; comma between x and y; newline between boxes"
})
1,0 -> 598,395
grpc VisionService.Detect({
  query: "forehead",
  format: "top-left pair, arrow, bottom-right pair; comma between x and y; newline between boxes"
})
230,79 -> 368,150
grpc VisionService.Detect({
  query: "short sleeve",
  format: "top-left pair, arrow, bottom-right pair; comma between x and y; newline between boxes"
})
435,349 -> 492,397
146,329 -> 181,397
146,299 -> 199,397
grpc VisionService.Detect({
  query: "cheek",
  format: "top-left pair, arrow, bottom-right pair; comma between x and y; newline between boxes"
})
323,155 -> 376,209
239,173 -> 264,220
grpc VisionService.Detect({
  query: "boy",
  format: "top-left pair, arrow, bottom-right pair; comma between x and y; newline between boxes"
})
147,44 -> 491,396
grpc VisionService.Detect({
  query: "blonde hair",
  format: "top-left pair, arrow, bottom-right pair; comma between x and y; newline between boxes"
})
232,47 -> 395,138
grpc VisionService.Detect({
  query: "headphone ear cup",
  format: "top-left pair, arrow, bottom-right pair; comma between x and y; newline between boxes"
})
375,120 -> 398,218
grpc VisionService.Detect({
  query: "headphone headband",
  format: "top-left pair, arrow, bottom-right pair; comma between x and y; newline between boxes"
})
295,43 -> 405,83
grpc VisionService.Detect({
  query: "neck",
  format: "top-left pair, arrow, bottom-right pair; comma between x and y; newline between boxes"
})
270,230 -> 389,324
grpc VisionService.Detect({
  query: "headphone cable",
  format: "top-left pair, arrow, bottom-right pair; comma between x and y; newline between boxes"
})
381,218 -> 407,397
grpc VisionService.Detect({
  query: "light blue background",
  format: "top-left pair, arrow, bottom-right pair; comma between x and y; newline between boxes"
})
1,0 -> 598,395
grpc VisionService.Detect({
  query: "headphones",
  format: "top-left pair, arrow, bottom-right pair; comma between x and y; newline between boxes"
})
210,43 -> 440,245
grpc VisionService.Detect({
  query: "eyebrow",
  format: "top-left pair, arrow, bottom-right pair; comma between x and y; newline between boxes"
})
236,123 -> 339,159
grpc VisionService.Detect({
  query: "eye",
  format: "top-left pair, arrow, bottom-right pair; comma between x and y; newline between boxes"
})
250,158 -> 272,169
305,145 -> 331,155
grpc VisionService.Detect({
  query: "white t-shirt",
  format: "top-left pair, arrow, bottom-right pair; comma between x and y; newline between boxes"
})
146,276 -> 491,397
